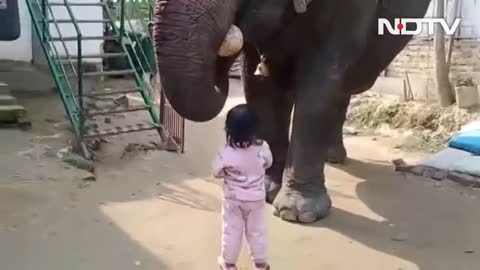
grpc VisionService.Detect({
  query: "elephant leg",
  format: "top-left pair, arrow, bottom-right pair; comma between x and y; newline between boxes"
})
273,44 -> 360,223
271,0 -> 379,222
327,94 -> 350,164
242,44 -> 294,203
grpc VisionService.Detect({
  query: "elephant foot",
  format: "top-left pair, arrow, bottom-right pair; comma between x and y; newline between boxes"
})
273,181 -> 332,223
327,144 -> 347,164
265,176 -> 281,204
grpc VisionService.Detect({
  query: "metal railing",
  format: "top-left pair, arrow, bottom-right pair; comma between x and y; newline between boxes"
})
102,0 -> 159,123
62,0 -> 83,123
26,0 -> 82,136
25,0 -> 182,151
108,0 -> 156,75
107,0 -> 185,152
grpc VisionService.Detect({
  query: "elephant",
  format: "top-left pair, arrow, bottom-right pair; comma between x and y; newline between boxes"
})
152,0 -> 432,223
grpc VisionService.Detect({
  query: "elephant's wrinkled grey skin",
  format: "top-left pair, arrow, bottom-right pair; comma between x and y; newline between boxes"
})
153,0 -> 432,223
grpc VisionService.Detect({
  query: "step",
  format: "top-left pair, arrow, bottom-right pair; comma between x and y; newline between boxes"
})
59,53 -> 127,64
48,2 -> 105,7
51,35 -> 118,42
46,19 -> 110,24
0,95 -> 17,106
59,53 -> 127,60
0,82 -> 9,95
0,105 -> 26,123
84,123 -> 159,139
85,105 -> 150,117
83,70 -> 135,77
84,88 -> 141,98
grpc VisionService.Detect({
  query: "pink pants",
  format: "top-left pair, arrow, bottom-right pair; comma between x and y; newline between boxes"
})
221,198 -> 267,265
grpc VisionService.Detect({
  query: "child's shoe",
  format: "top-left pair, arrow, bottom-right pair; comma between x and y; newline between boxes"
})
254,263 -> 270,270
218,257 -> 237,270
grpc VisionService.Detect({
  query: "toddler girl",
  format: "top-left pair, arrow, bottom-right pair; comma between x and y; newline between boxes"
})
212,104 -> 273,270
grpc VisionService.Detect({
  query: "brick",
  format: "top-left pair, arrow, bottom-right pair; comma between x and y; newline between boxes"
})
411,165 -> 427,176
432,169 -> 449,181
448,172 -> 480,188
455,86 -> 479,109
389,40 -> 480,84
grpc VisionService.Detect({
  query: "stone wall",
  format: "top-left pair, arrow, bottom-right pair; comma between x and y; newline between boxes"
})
370,39 -> 480,103
386,39 -> 480,82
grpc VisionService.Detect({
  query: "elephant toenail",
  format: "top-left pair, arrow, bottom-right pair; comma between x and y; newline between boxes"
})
298,211 -> 317,223
280,210 -> 297,222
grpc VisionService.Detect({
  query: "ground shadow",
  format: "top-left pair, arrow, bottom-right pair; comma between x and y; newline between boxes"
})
7,79 -> 479,270
0,89 -> 228,270
312,158 -> 480,269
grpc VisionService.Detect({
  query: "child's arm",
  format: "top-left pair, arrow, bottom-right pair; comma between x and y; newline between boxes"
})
260,141 -> 273,169
212,150 -> 226,178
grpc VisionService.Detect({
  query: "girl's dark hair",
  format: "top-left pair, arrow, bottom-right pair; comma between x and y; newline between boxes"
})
225,104 -> 260,149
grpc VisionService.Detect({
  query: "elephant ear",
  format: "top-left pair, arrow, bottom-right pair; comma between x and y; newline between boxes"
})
293,0 -> 312,13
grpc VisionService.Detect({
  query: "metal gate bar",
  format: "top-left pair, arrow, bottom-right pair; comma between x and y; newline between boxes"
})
160,90 -> 185,153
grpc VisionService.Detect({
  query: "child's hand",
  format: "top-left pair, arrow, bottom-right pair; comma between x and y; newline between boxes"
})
259,141 -> 273,169
214,170 -> 226,178
212,151 -> 226,178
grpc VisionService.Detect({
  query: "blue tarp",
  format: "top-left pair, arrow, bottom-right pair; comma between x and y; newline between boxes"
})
448,129 -> 480,155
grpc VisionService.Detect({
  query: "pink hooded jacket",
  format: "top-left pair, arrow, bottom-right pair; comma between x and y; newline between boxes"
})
212,141 -> 273,202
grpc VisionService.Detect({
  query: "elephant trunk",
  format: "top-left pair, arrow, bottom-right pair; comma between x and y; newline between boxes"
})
153,0 -> 241,122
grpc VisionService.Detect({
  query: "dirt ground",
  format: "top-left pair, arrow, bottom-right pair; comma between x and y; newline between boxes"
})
1,80 -> 480,270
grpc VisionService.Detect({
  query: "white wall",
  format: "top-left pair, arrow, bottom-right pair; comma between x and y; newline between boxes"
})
0,0 -> 104,63
456,0 -> 480,38
0,0 -> 32,62
49,0 -> 103,63
421,0 -> 480,39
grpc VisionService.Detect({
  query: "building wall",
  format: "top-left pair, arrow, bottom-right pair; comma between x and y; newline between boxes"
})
370,39 -> 480,103
386,39 -> 480,83
388,0 -> 480,81
420,0 -> 480,39
0,0 -> 103,63
50,0 -> 103,63
371,0 -> 480,102
0,0 -> 32,62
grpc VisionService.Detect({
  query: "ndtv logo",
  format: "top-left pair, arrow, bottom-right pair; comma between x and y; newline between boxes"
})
378,18 -> 462,36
